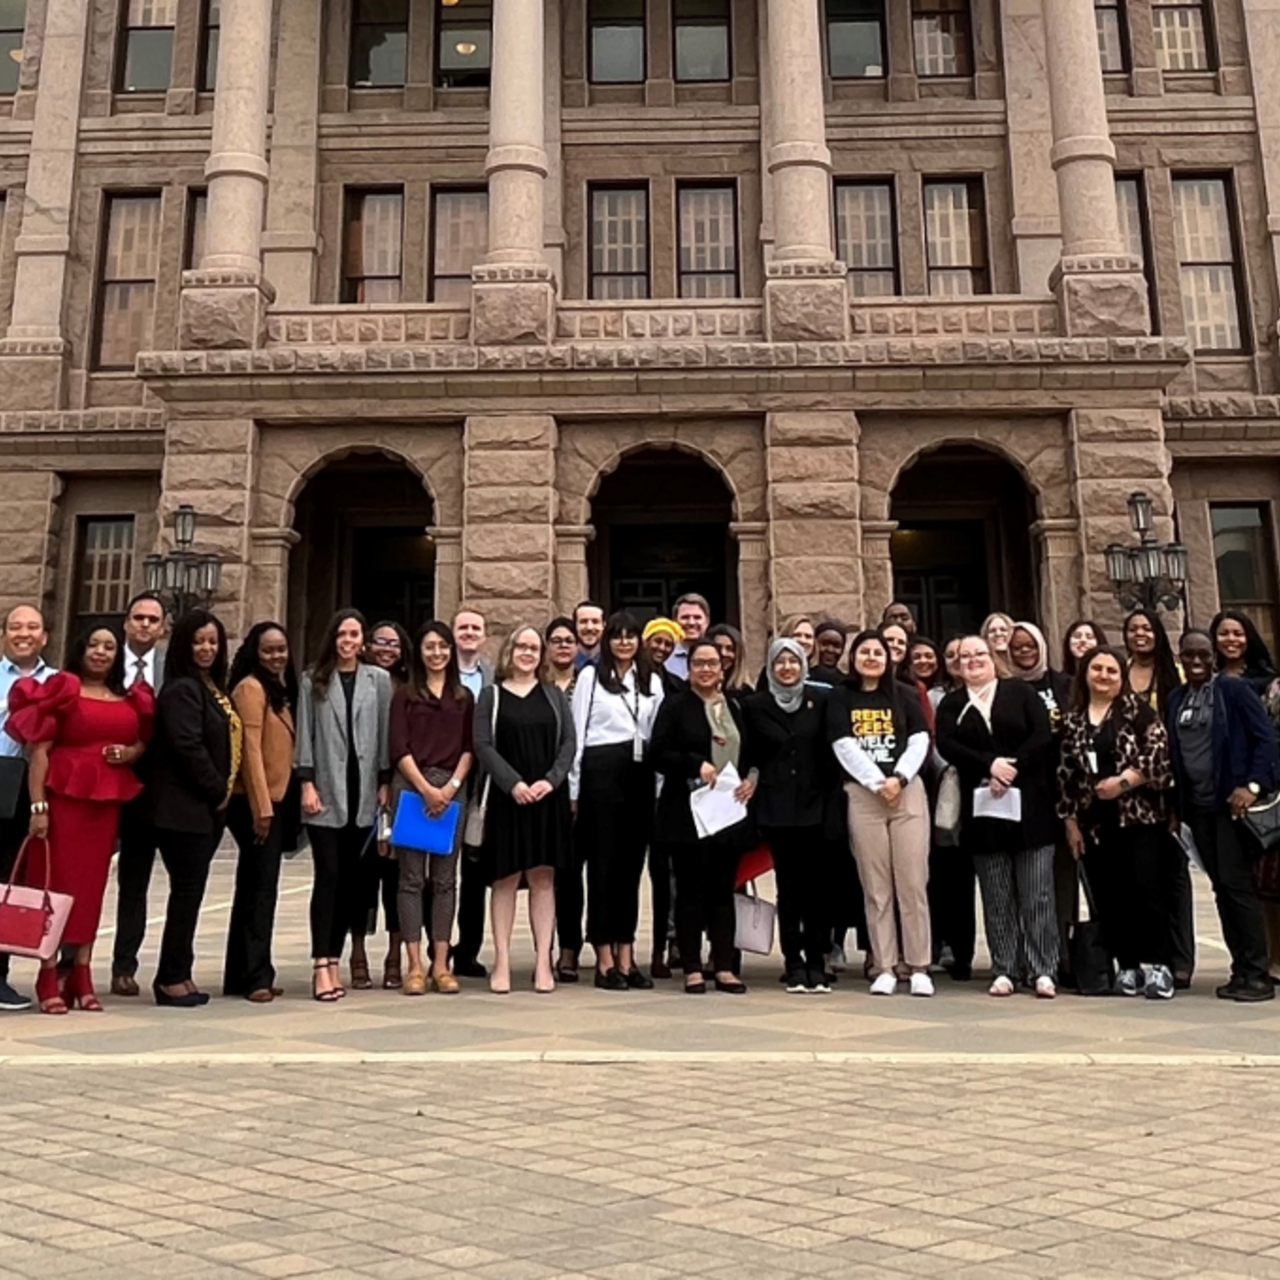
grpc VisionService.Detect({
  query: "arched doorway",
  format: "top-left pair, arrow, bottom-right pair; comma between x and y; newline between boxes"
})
589,448 -> 738,624
289,451 -> 436,661
890,445 -> 1037,639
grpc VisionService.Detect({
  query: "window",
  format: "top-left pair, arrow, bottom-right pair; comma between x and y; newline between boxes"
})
591,0 -> 645,83
924,179 -> 988,296
118,0 -> 176,93
75,518 -> 137,632
0,1 -> 24,95
96,194 -> 161,370
590,186 -> 649,299
1115,175 -> 1157,328
184,190 -> 208,271
827,0 -> 885,79
199,0 -> 220,92
1173,176 -> 1244,352
674,0 -> 730,83
1212,504 -> 1280,657
437,1 -> 492,89
351,0 -> 408,87
678,184 -> 738,298
1096,0 -> 1127,72
912,0 -> 972,77
430,188 -> 488,303
343,190 -> 404,303
1153,0 -> 1211,71
836,182 -> 898,297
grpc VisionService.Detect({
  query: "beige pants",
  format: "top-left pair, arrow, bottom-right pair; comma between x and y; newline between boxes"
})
846,777 -> 932,973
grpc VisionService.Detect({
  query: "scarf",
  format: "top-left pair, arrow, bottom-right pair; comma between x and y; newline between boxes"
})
964,678 -> 1000,730
1012,620 -> 1049,684
203,676 -> 244,803
766,637 -> 808,714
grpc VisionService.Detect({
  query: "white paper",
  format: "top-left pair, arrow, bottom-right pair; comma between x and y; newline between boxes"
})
1176,822 -> 1206,875
974,785 -> 1022,822
690,762 -> 748,839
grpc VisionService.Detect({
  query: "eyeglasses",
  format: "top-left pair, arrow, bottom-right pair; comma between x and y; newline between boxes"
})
548,636 -> 575,646
690,659 -> 722,670
371,638 -> 401,649
513,643 -> 541,654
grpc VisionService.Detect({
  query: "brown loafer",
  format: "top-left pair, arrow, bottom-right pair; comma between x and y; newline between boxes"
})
403,970 -> 427,996
246,988 -> 275,1004
111,974 -> 140,997
430,971 -> 460,995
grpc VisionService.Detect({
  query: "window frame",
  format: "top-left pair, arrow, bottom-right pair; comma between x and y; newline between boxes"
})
435,0 -> 494,90
1095,0 -> 1130,73
198,0 -> 220,92
73,515 -> 138,636
116,0 -> 177,95
349,0 -> 410,89
676,181 -> 740,299
1114,173 -> 1158,332
341,187 -> 406,305
428,186 -> 490,303
825,0 -> 886,81
93,190 -> 163,372
588,183 -> 651,300
1171,172 -> 1249,355
834,179 -> 900,297
589,0 -> 647,84
922,176 -> 990,297
672,0 -> 732,84
1210,502 -> 1280,656
183,188 -> 208,273
0,1 -> 25,96
1151,0 -> 1215,73
911,0 -> 974,78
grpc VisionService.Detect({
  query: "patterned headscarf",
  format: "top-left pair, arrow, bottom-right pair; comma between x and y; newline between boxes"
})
767,637 -> 808,714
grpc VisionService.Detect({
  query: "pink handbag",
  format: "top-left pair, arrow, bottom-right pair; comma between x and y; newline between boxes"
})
0,836 -> 73,960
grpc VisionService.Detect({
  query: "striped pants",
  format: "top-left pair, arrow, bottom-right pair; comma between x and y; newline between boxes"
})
973,844 -> 1059,981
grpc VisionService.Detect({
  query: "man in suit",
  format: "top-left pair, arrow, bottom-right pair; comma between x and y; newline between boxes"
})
451,608 -> 494,977
0,604 -> 55,1011
110,591 -> 167,996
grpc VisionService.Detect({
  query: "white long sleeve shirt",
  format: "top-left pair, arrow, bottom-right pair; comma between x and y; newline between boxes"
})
569,664 -> 664,801
834,731 -> 930,793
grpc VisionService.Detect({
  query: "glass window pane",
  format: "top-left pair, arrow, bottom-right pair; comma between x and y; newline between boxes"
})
1213,506 -> 1269,601
1154,3 -> 1209,70
1115,178 -> 1144,264
99,282 -> 156,368
0,31 -> 20,93
1173,177 -> 1233,262
829,19 -> 884,78
1181,264 -> 1241,350
122,27 -> 173,91
77,519 -> 136,621
592,25 -> 645,82
0,0 -> 26,30
837,184 -> 895,273
912,0 -> 971,76
105,197 -> 162,282
128,0 -> 177,25
850,271 -> 897,298
432,190 -> 489,299
675,25 -> 730,81
1096,3 -> 1125,72
679,187 -> 737,297
186,192 -> 207,270
352,26 -> 408,86
439,23 -> 492,83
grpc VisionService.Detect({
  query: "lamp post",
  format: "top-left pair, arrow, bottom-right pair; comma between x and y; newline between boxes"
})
143,504 -> 223,619
1104,491 -> 1189,616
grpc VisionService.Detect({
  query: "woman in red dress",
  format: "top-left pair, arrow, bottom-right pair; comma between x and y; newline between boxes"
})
7,626 -> 151,1014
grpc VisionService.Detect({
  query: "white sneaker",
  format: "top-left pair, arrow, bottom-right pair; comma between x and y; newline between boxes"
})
1145,965 -> 1175,1000
869,972 -> 897,996
988,975 -> 1015,997
1116,968 -> 1142,997
910,972 -> 935,998
827,945 -> 848,973
1034,975 -> 1057,1000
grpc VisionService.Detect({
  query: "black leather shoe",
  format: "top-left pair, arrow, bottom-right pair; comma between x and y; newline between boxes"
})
451,957 -> 488,979
555,962 -> 580,984
1216,979 -> 1245,1000
1231,980 -> 1276,1003
650,955 -> 671,980
624,968 -> 654,990
594,968 -> 628,990
714,977 -> 747,995
683,979 -> 707,994
152,983 -> 208,1008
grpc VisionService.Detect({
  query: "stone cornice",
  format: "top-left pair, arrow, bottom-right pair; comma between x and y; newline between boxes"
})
0,408 -> 164,434
1165,394 -> 1280,421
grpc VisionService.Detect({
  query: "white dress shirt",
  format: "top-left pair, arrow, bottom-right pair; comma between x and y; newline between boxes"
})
124,644 -> 158,690
569,664 -> 664,800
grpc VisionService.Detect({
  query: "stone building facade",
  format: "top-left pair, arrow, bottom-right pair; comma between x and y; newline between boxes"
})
1,0 -> 1279,668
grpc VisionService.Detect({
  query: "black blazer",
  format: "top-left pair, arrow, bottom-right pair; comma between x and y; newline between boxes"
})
143,676 -> 232,835
935,679 -> 1056,855
651,687 -> 749,845
741,688 -> 831,830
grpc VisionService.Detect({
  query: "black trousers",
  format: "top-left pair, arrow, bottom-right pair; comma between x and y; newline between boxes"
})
1169,846 -> 1196,978
154,826 -> 219,988
1084,820 -> 1176,970
928,844 -> 976,970
112,798 -> 158,979
453,845 -> 487,958
581,746 -> 654,947
648,841 -> 673,958
223,796 -> 284,995
0,780 -> 30,981
672,832 -> 739,976
765,825 -> 828,973
308,822 -> 370,959
1188,811 -> 1269,986
357,845 -> 399,938
556,835 -> 587,953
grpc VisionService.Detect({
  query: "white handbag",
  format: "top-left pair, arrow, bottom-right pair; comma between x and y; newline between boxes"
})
934,764 -> 962,847
463,686 -> 500,847
734,880 -> 776,955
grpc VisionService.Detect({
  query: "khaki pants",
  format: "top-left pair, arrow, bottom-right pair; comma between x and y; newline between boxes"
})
846,777 -> 931,973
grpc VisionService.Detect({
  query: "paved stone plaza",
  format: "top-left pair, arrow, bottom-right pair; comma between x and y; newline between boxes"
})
3,852 -> 1280,1279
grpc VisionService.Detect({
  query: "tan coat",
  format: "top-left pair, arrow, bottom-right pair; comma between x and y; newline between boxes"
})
232,676 -> 296,820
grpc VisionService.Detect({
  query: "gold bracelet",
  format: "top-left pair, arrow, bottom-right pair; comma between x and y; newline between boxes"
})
29,801 -> 49,815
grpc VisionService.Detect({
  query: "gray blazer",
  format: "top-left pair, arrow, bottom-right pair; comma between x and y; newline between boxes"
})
473,682 -> 575,796
296,663 -> 392,829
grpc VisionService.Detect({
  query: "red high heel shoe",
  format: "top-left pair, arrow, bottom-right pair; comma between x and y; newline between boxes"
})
36,966 -> 68,1015
63,964 -> 103,1012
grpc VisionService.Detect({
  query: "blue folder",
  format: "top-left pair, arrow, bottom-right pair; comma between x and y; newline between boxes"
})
391,793 -> 462,856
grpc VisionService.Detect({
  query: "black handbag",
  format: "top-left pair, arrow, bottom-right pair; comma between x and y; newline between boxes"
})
1067,863 -> 1114,996
1244,791 -> 1280,854
0,756 -> 26,821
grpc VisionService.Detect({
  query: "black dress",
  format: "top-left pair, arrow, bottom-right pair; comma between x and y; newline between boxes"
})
484,688 -> 572,879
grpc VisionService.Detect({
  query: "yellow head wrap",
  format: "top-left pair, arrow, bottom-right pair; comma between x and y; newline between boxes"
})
642,617 -> 684,643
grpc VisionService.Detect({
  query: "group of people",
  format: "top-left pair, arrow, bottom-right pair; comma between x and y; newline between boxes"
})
0,587 -> 1277,1015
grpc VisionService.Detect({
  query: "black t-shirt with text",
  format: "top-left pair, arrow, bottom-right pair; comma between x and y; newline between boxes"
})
827,685 -> 927,777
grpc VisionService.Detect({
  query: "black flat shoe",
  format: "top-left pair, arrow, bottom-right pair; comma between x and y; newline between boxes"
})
153,983 -> 208,1008
683,980 -> 707,994
1231,981 -> 1276,1003
451,956 -> 488,979
1174,973 -> 1193,991
714,977 -> 747,995
556,963 -> 579,984
594,968 -> 628,991
650,956 -> 672,980
624,968 -> 654,990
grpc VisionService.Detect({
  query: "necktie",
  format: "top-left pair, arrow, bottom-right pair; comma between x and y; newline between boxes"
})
135,657 -> 147,687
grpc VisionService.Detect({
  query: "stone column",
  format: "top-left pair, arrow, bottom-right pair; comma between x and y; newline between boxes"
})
247,528 -> 300,626
262,0 -> 323,306
471,0 -> 555,345
430,526 -> 464,623
762,0 -> 848,342
462,416 -> 557,632
766,412 -> 862,624
1001,0 -> 1062,295
553,525 -> 593,615
1032,517 -> 1083,649
1043,0 -> 1149,335
0,0 -> 91,408
179,0 -> 276,349
859,521 -> 897,625
731,522 -> 771,678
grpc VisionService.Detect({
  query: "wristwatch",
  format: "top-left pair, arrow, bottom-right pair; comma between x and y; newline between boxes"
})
448,777 -> 463,792
892,771 -> 909,789
1249,782 -> 1262,797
